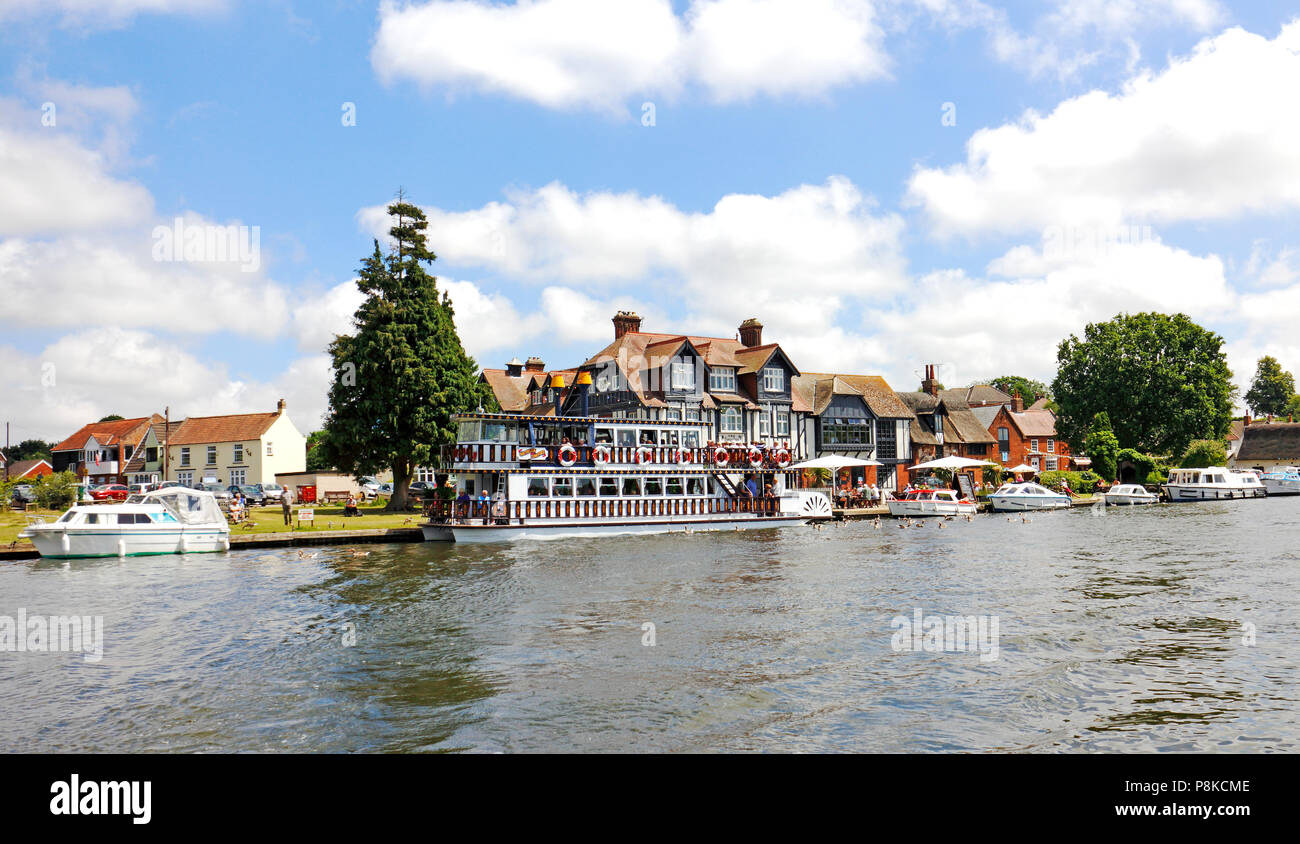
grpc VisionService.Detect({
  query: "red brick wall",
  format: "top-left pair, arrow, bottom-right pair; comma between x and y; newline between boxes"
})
988,407 -> 1072,472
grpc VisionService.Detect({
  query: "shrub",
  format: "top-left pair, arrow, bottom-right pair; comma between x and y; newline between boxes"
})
1037,469 -> 1101,493
1180,439 -> 1228,468
32,471 -> 79,511
1084,413 -> 1120,481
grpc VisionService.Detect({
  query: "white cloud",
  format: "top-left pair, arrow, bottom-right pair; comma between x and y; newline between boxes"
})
359,177 -> 906,327
371,0 -> 889,110
907,22 -> 1300,236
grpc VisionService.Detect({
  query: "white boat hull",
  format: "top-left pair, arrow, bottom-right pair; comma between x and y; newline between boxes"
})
989,496 -> 1071,512
1162,485 -> 1266,501
1263,478 -> 1300,496
23,526 -> 230,558
1102,493 -> 1159,506
886,499 -> 976,517
423,514 -> 807,543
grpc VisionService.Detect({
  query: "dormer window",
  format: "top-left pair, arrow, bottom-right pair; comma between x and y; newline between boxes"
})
709,367 -> 736,392
762,366 -> 784,392
670,361 -> 696,390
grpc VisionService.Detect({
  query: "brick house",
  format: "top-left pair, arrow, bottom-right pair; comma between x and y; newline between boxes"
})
50,415 -> 163,486
986,394 -> 1074,473
3,458 -> 53,482
895,367 -> 1000,484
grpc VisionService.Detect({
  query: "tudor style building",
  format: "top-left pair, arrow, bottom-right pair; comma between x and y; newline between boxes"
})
895,366 -> 1000,482
791,372 -> 914,490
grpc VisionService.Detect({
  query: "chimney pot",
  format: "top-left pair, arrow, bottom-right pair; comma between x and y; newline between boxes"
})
276,398 -> 286,413
612,311 -> 642,339
738,318 -> 764,348
1012,392 -> 1023,412
524,356 -> 545,373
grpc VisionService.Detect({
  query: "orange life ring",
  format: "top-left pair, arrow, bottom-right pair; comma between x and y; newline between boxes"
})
675,447 -> 692,465
748,447 -> 763,468
713,446 -> 729,467
774,447 -> 791,468
593,445 -> 611,466
636,446 -> 653,465
558,443 -> 578,467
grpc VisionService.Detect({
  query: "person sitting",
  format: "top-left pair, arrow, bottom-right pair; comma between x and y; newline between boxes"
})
344,494 -> 360,517
228,496 -> 244,523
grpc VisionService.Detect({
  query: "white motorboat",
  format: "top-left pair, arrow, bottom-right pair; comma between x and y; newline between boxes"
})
421,412 -> 831,543
19,487 -> 230,558
989,482 -> 1071,512
1162,468 -> 1266,502
1261,466 -> 1300,496
1102,483 -> 1159,506
886,488 -> 976,517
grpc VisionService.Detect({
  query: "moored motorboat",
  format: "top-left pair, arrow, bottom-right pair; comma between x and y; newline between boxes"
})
1101,483 -> 1159,505
989,482 -> 1071,512
19,487 -> 230,558
886,488 -> 976,517
1162,468 -> 1266,501
1261,466 -> 1300,496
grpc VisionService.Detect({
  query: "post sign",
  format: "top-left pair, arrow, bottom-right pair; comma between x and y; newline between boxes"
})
957,473 -> 975,500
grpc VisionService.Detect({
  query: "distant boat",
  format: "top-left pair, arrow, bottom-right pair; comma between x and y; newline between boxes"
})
1102,484 -> 1159,506
19,488 -> 230,558
1162,468 -> 1265,501
1261,466 -> 1300,496
989,482 -> 1071,512
886,488 -> 976,517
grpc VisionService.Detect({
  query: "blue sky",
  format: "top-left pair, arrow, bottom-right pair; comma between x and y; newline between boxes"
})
2,0 -> 1299,441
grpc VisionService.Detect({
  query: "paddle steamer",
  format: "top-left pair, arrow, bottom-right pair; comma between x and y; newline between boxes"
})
422,412 -> 831,543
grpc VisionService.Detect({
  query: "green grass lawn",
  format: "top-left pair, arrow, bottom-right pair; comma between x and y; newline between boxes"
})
2,502 -> 421,547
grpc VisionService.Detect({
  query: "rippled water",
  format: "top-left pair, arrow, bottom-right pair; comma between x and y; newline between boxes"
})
1,497 -> 1297,752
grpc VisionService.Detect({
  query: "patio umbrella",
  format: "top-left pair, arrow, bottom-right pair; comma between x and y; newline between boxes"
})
908,455 -> 999,471
786,455 -> 882,469
1005,463 -> 1037,474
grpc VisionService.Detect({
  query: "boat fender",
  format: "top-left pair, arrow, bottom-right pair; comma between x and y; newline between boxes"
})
593,445 -> 612,466
558,443 -> 579,467
713,446 -> 729,468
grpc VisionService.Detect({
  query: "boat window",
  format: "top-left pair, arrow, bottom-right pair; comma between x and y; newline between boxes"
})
527,478 -> 549,497
57,510 -> 77,523
156,511 -> 178,522
639,430 -> 657,445
683,431 -> 700,449
576,478 -> 597,496
483,423 -> 511,442
84,512 -> 99,524
594,428 -> 613,444
644,477 -> 664,495
686,477 -> 706,495
458,421 -> 481,442
662,430 -> 679,446
552,477 -> 573,497
622,477 -> 642,496
666,477 -> 684,495
598,477 -> 619,496
617,429 -> 636,448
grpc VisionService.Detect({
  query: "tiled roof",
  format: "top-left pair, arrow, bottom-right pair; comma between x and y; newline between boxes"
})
1027,397 -> 1051,411
971,404 -> 1002,430
1236,423 -> 1300,460
169,411 -> 280,445
5,458 -> 51,479
896,391 -> 997,445
1006,409 -> 1059,438
797,372 -> 911,418
51,415 -> 159,452
480,369 -> 530,411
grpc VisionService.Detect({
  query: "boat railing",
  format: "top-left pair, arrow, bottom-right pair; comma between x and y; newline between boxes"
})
425,495 -> 783,525
440,442 -> 796,471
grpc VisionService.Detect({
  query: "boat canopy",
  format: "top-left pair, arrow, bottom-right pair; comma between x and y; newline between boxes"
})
143,487 -> 224,525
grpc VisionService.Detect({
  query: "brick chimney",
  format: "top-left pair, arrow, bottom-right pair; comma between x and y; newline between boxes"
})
613,311 -> 642,339
524,356 -> 545,373
920,364 -> 940,397
1011,392 -> 1023,412
276,398 -> 286,413
738,318 -> 763,347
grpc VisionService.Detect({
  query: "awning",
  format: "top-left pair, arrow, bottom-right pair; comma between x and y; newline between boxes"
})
909,455 -> 999,471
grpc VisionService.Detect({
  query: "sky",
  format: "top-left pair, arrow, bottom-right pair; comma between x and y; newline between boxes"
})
1,0 -> 1298,443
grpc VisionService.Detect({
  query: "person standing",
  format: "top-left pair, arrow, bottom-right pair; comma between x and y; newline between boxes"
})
280,486 -> 293,526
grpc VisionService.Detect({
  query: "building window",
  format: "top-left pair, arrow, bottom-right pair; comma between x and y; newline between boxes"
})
233,444 -> 243,464
686,408 -> 700,422
823,417 -> 872,446
671,362 -> 696,391
721,406 -> 742,435
180,447 -> 190,466
266,442 -> 274,457
1030,439 -> 1039,453
146,447 -> 158,463
413,466 -> 437,483
968,444 -> 988,455
762,366 -> 784,392
665,409 -> 681,421
776,409 -> 790,436
759,412 -> 771,437
709,367 -> 736,392
1046,457 -> 1057,470
177,471 -> 193,486
876,421 -> 896,459
206,446 -> 217,465
1047,439 -> 1055,453
230,468 -> 246,486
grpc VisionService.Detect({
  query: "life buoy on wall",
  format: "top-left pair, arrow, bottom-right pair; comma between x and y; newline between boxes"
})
774,447 -> 791,468
636,446 -> 654,465
748,447 -> 763,468
593,445 -> 612,466
713,446 -> 729,467
675,447 -> 692,465
558,443 -> 578,467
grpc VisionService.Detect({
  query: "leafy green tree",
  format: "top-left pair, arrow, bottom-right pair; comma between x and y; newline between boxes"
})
32,471 -> 79,510
1083,412 -> 1120,481
1180,439 -> 1228,468
988,375 -> 1051,404
304,431 -> 333,472
318,195 -> 497,510
97,414 -> 125,422
5,439 -> 54,462
1283,393 -> 1300,419
1051,312 -> 1234,457
1244,356 -> 1295,417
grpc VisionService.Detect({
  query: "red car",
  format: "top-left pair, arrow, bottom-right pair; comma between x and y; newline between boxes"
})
90,484 -> 130,501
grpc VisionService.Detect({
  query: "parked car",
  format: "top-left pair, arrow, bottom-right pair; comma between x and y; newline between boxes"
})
229,484 -> 266,506
358,477 -> 381,499
258,483 -> 289,503
198,483 -> 232,505
11,484 -> 35,503
377,483 -> 393,496
407,481 -> 437,498
90,484 -> 130,501
128,483 -> 154,497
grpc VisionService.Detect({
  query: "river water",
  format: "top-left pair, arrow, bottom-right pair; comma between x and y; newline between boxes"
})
1,497 -> 1297,753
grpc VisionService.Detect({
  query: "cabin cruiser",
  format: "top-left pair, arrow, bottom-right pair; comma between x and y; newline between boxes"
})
1162,468 -> 1266,501
19,487 -> 230,558
1101,483 -> 1160,506
886,488 -> 976,517
1261,466 -> 1300,496
989,482 -> 1071,512
421,412 -> 831,543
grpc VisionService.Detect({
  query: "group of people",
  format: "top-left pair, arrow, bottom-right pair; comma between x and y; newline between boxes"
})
837,481 -> 882,508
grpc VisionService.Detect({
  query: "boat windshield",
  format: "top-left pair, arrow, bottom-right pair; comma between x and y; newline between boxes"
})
144,488 -> 223,525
